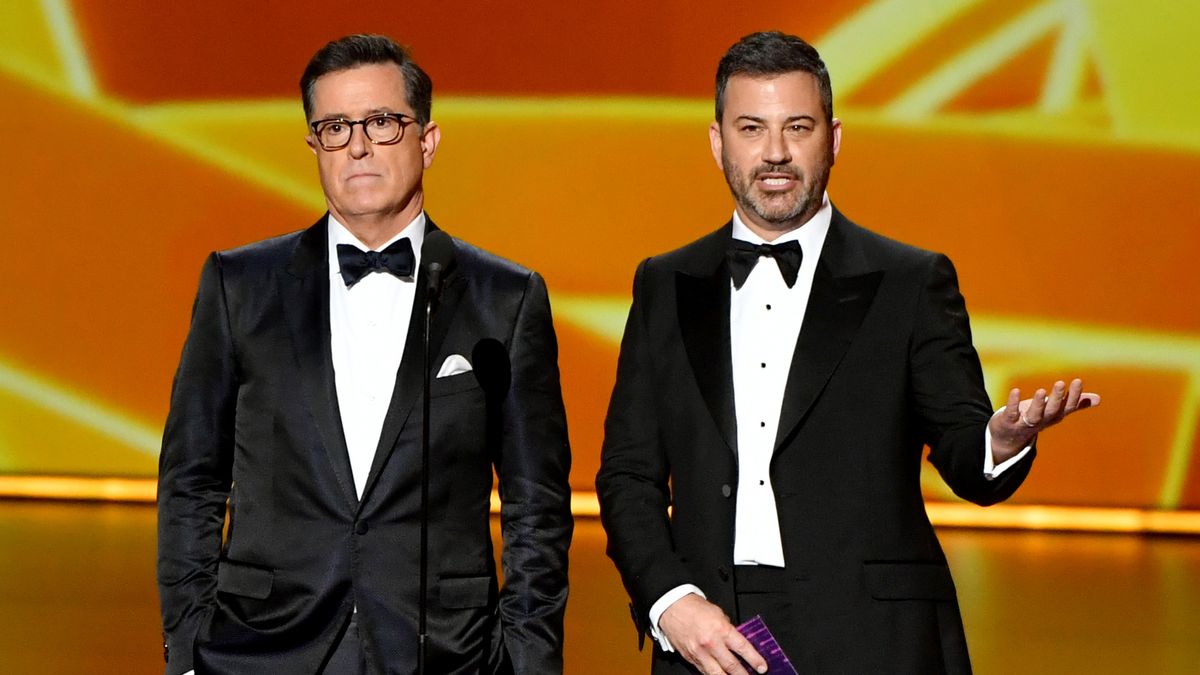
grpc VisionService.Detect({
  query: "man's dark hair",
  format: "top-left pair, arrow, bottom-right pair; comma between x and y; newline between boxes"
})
300,34 -> 433,125
715,31 -> 833,124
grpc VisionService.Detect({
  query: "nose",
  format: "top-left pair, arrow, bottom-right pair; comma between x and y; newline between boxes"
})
347,122 -> 372,159
763,128 -> 791,165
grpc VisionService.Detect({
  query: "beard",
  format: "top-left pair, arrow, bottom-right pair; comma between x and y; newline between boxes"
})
722,152 -> 831,230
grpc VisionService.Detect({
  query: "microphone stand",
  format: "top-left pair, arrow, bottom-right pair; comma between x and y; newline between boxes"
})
417,260 -> 443,675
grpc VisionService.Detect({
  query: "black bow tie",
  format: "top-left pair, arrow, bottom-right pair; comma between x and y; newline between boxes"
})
336,238 -> 415,288
727,239 -> 803,289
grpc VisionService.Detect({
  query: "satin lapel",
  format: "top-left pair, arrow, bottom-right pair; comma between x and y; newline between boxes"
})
358,243 -> 466,509
281,217 -> 358,511
774,218 -> 883,452
677,229 -> 737,456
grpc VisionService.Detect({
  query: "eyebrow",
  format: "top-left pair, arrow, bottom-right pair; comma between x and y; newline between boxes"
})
314,107 -> 404,121
734,114 -> 818,124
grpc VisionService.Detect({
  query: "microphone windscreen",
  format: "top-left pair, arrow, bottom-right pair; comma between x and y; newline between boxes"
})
471,338 -> 510,398
422,230 -> 455,271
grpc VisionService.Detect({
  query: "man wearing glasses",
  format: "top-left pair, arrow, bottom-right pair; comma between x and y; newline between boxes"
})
157,34 -> 572,675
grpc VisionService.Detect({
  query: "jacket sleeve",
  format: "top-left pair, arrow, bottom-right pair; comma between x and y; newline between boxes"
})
913,253 -> 1035,504
595,260 -> 694,640
156,253 -> 237,674
495,271 -> 573,674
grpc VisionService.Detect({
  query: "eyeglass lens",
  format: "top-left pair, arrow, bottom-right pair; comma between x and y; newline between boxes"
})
317,115 -> 405,149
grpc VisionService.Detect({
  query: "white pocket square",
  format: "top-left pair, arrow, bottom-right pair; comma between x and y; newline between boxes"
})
436,354 -> 473,378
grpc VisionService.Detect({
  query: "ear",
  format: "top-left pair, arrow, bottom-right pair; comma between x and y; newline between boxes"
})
305,132 -> 318,156
708,121 -> 724,172
830,117 -> 842,163
420,121 -> 442,169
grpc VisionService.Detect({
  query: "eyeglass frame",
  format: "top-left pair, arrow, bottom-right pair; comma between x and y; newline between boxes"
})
308,112 -> 419,151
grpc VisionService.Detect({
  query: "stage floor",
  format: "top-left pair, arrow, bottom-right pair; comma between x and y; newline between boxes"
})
2,500 -> 1197,673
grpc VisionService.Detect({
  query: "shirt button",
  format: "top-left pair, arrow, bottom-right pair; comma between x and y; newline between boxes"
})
766,304 -> 772,310
760,362 -> 766,368
760,421 -> 766,428
721,484 -> 732,498
759,480 -> 765,486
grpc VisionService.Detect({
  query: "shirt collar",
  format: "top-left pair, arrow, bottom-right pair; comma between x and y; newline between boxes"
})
327,212 -> 426,279
730,191 -> 832,253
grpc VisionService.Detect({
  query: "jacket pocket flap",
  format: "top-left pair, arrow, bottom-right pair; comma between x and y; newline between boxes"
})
864,561 -> 955,601
439,575 -> 491,609
217,560 -> 274,600
430,371 -> 481,398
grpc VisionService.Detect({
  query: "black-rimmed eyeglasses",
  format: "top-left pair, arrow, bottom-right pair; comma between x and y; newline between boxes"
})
309,112 -> 417,151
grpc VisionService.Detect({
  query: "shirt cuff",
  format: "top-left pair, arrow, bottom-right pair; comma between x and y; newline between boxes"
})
648,584 -> 706,653
984,406 -> 1033,480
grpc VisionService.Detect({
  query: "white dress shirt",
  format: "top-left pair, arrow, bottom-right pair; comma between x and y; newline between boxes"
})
648,196 -> 1029,651
729,201 -> 831,566
328,212 -> 425,499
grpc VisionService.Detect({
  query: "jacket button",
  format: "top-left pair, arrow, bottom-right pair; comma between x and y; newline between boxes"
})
721,484 -> 732,498
355,521 -> 369,535
718,566 -> 730,581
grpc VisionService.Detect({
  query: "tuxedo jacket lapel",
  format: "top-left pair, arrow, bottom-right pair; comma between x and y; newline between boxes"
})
281,217 -> 358,511
677,224 -> 737,456
358,221 -> 465,508
775,209 -> 883,452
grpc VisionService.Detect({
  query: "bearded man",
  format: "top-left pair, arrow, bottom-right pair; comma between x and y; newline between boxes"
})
596,31 -> 1097,675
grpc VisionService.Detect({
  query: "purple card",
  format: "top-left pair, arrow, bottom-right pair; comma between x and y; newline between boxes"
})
735,615 -> 798,674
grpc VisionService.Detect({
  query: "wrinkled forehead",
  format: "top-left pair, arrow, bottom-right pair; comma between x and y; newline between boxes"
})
309,63 -> 411,118
721,71 -> 825,121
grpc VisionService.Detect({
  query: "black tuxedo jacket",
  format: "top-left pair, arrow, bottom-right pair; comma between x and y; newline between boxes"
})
596,209 -> 1034,674
157,216 -> 572,674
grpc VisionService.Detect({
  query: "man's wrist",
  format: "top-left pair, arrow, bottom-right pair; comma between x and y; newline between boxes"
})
985,407 -> 1034,479
648,585 -> 706,652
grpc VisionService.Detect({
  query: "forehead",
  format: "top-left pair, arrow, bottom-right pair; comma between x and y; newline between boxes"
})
722,71 -> 823,119
309,62 -> 410,117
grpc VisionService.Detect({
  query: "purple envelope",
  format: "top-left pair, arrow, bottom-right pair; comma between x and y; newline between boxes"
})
736,615 -> 798,674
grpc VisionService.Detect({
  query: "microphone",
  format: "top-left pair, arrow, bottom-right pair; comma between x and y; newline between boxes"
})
417,228 -> 453,675
471,338 -> 511,399
471,339 -> 511,447
421,230 -> 455,301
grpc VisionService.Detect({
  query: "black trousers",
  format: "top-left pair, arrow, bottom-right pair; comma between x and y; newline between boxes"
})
321,612 -> 367,675
733,565 -> 799,662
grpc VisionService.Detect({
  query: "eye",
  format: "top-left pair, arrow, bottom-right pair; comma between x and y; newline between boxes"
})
325,122 -> 345,134
370,116 -> 392,128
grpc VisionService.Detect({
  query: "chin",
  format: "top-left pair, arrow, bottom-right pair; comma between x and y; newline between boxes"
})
337,198 -> 389,216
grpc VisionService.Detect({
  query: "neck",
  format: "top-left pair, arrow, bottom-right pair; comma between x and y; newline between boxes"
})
332,198 -> 424,249
736,204 -> 820,243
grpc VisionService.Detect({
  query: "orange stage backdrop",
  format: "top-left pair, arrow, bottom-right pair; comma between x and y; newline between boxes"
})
1,1 -> 1198,511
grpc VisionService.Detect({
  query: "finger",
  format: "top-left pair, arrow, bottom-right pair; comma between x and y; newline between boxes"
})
1043,380 -> 1067,422
692,649 -> 733,675
1019,389 -> 1046,427
1005,388 -> 1022,424
727,634 -> 766,673
1063,379 -> 1083,413
716,653 -> 753,675
1078,392 -> 1100,409
686,649 -> 720,675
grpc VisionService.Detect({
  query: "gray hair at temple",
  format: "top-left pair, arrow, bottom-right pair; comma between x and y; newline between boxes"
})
715,31 -> 833,124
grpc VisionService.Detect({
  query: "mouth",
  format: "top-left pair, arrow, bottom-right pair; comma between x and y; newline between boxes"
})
755,172 -> 798,191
